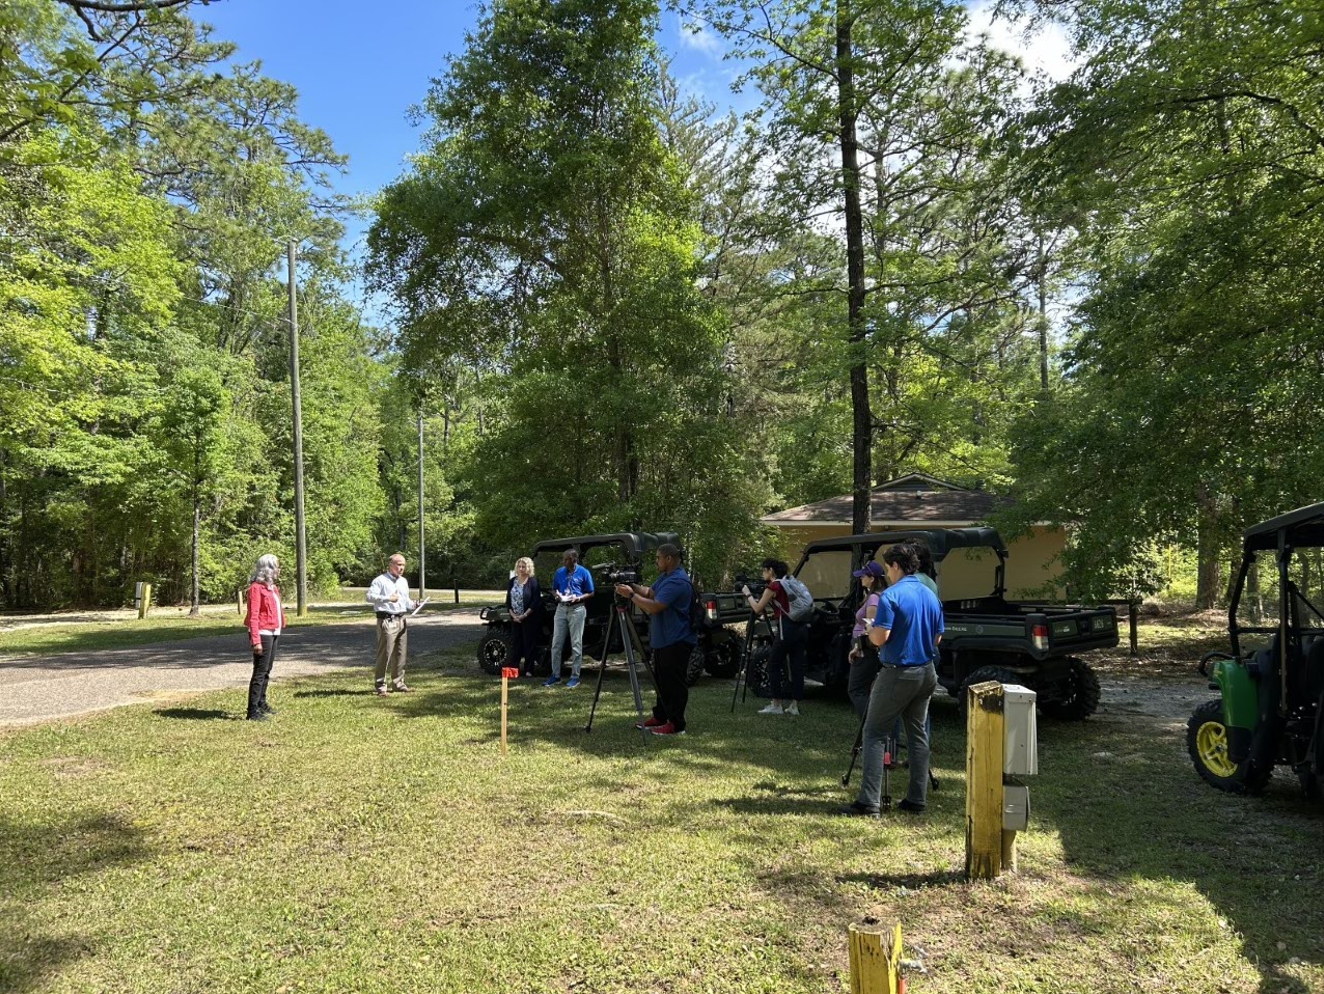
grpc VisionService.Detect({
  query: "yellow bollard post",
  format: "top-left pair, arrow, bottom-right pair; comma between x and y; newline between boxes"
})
138,583 -> 152,620
965,680 -> 1006,881
500,667 -> 517,755
847,920 -> 902,994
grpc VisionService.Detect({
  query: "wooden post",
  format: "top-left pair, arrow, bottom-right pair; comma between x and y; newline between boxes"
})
847,920 -> 902,994
453,577 -> 459,605
1128,597 -> 1140,657
965,680 -> 1006,881
500,666 -> 518,755
237,587 -> 246,616
138,583 -> 152,620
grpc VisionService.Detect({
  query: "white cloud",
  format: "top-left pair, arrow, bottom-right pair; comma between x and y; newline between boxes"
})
676,13 -> 725,57
964,0 -> 1077,84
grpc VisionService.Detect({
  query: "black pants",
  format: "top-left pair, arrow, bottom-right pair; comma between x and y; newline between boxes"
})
651,641 -> 692,732
847,643 -> 881,720
509,618 -> 541,676
767,617 -> 808,700
247,634 -> 278,715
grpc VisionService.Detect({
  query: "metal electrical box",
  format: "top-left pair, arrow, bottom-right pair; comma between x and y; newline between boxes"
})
1003,783 -> 1030,831
1002,684 -> 1038,776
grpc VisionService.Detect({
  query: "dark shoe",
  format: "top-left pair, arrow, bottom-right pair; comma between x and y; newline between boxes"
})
259,703 -> 277,715
246,711 -> 269,722
897,799 -> 926,814
837,800 -> 880,817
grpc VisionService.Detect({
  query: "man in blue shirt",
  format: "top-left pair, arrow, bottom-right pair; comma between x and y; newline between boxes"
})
546,549 -> 595,688
614,543 -> 696,736
841,543 -> 944,816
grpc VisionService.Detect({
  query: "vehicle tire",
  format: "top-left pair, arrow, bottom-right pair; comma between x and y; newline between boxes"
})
958,665 -> 1021,718
685,643 -> 707,687
1186,699 -> 1270,795
704,634 -> 746,678
477,630 -> 512,675
1041,658 -> 1102,721
747,643 -> 773,698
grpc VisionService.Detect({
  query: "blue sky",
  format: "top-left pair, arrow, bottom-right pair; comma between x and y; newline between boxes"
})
198,0 -> 749,316
197,1 -> 1069,318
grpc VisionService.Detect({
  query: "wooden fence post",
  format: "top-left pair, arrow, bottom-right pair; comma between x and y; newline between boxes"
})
1128,596 -> 1140,657
965,680 -> 1006,881
848,920 -> 902,994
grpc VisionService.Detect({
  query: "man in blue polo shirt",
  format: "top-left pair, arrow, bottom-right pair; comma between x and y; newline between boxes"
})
840,543 -> 943,816
546,549 -> 595,688
614,543 -> 696,736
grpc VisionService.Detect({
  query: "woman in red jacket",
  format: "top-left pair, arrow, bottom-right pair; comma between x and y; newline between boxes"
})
244,553 -> 286,721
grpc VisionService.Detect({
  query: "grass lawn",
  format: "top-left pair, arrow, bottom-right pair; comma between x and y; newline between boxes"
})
1,628 -> 1321,993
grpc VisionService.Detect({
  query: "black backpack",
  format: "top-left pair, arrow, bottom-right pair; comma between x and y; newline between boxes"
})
686,580 -> 706,634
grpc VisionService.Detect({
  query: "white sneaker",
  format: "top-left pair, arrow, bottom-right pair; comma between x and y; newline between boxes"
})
785,702 -> 800,716
758,703 -> 784,715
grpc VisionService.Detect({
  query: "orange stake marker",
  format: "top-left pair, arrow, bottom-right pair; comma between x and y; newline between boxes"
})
500,667 -> 518,754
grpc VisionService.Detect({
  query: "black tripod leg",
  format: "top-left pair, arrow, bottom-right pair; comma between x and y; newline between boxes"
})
841,715 -> 866,786
584,608 -> 616,733
621,611 -> 651,744
731,615 -> 756,713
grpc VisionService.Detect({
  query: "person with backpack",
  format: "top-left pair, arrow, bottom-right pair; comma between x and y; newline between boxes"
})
742,558 -> 812,716
613,542 -> 696,736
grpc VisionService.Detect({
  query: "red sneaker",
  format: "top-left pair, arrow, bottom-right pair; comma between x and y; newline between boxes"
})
649,722 -> 686,736
634,715 -> 665,730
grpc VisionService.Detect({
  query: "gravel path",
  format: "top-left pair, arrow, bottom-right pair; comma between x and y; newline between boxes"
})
0,613 -> 484,729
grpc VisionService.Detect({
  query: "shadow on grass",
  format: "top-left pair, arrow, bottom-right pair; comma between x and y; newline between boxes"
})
0,812 -> 148,992
153,707 -> 232,720
291,688 -> 377,698
837,868 -> 965,890
1039,719 -> 1321,994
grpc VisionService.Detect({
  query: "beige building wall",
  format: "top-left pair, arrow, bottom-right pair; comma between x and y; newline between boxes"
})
776,524 -> 1066,602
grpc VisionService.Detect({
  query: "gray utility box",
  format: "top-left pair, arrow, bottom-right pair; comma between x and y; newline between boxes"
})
1003,783 -> 1030,831
1002,684 -> 1038,776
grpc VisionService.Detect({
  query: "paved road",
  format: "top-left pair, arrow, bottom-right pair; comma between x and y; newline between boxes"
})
0,613 -> 484,729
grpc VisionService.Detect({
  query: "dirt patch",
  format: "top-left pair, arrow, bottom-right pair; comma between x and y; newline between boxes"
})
36,755 -> 109,779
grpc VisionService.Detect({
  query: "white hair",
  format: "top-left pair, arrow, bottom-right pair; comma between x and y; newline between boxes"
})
249,553 -> 279,587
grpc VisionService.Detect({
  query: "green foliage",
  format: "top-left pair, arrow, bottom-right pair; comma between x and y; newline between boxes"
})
1000,0 -> 1324,602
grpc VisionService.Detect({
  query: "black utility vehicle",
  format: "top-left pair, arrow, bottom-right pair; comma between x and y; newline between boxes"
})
1188,502 -> 1324,798
747,528 -> 1117,718
476,531 -> 746,685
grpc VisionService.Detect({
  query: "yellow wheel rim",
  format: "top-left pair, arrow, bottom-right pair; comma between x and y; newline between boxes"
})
1196,720 -> 1238,778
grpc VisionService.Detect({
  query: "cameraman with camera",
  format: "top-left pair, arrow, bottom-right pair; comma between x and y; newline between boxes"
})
614,543 -> 696,737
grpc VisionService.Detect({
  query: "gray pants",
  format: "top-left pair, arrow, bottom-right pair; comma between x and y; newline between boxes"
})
550,603 -> 587,678
374,614 -> 408,688
857,661 -> 937,810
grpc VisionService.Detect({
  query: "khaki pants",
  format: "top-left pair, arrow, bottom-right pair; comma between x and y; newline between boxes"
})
374,614 -> 408,688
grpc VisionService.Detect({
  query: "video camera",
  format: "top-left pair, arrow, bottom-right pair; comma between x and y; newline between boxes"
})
596,562 -> 643,587
734,572 -> 765,598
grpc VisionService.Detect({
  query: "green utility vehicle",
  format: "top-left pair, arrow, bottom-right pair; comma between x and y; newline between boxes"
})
1189,502 -> 1324,798
746,528 -> 1117,718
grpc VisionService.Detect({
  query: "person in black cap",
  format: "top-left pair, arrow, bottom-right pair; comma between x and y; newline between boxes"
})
846,559 -> 885,720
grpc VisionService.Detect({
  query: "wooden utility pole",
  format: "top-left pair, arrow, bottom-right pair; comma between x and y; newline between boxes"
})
417,412 -> 426,600
287,240 -> 308,617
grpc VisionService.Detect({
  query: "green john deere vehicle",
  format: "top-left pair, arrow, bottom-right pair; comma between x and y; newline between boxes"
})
1189,501 -> 1324,798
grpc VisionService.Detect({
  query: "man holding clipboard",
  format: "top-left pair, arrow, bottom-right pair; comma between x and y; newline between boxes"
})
366,552 -> 418,696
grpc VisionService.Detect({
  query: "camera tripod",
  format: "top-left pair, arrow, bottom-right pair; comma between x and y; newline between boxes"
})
729,609 -> 779,712
841,712 -> 940,794
585,595 -> 656,742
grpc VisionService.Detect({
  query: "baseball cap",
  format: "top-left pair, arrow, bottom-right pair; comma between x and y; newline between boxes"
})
851,561 -> 884,579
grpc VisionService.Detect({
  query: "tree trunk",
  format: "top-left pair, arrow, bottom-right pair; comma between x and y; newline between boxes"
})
837,1 -> 871,535
190,491 -> 201,617
1036,231 -> 1049,390
1195,483 -> 1222,610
